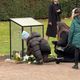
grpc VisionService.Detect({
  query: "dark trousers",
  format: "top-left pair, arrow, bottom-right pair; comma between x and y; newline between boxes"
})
42,54 -> 55,63
74,48 -> 80,66
33,50 -> 43,62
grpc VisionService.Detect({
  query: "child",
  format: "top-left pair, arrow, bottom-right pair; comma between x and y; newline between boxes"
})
22,31 -> 56,64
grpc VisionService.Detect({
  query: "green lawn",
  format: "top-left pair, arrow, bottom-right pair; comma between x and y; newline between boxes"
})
0,22 -> 9,55
0,18 -> 72,56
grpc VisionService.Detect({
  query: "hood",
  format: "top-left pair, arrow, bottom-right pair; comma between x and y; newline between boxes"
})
27,32 -> 41,42
27,32 -> 41,45
31,32 -> 41,38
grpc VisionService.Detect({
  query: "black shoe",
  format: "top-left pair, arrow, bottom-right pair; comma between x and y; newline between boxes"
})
55,57 -> 64,64
56,60 -> 60,64
72,65 -> 79,69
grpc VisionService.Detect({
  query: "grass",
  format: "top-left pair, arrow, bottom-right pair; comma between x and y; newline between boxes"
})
0,18 -> 72,56
0,22 -> 10,55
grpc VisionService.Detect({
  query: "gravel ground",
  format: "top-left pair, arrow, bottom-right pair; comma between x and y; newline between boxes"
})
0,61 -> 80,80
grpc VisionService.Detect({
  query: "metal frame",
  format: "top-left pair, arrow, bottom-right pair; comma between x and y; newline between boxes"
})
9,18 -> 44,59
9,20 -> 12,58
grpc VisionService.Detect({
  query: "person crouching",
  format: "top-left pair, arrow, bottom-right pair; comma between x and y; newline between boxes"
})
21,31 -> 56,64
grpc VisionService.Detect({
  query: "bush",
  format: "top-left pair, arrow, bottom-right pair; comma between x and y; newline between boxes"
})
0,0 -> 50,20
60,0 -> 80,18
0,0 -> 80,20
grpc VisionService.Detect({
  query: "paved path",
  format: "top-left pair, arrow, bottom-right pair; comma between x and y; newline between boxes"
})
0,61 -> 80,80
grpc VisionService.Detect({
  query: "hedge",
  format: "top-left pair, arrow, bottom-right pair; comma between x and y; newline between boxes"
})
0,0 -> 80,20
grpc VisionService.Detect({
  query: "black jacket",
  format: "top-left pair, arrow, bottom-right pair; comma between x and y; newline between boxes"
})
26,32 -> 51,56
46,3 -> 62,37
48,3 -> 62,23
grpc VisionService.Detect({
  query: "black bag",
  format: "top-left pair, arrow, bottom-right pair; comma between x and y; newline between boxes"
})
64,44 -> 75,54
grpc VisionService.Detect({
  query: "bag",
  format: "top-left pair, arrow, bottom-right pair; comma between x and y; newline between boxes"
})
64,44 -> 75,54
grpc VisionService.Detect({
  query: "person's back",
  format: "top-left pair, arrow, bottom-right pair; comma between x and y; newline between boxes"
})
68,16 -> 80,48
57,31 -> 68,47
57,22 -> 69,47
27,32 -> 51,55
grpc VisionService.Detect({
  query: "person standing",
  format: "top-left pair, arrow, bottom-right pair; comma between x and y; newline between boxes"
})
68,8 -> 80,69
46,0 -> 62,39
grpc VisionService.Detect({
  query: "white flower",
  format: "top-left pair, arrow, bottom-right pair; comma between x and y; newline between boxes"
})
23,55 -> 29,61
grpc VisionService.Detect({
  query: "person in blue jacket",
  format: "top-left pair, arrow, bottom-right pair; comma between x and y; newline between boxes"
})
68,8 -> 80,69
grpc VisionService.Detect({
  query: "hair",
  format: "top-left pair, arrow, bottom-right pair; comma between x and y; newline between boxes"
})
51,0 -> 59,3
57,22 -> 69,32
71,8 -> 80,19
74,8 -> 80,15
57,22 -> 69,39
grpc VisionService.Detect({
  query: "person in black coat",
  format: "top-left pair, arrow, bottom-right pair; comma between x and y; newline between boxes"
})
46,0 -> 62,39
52,22 -> 69,57
21,31 -> 56,64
